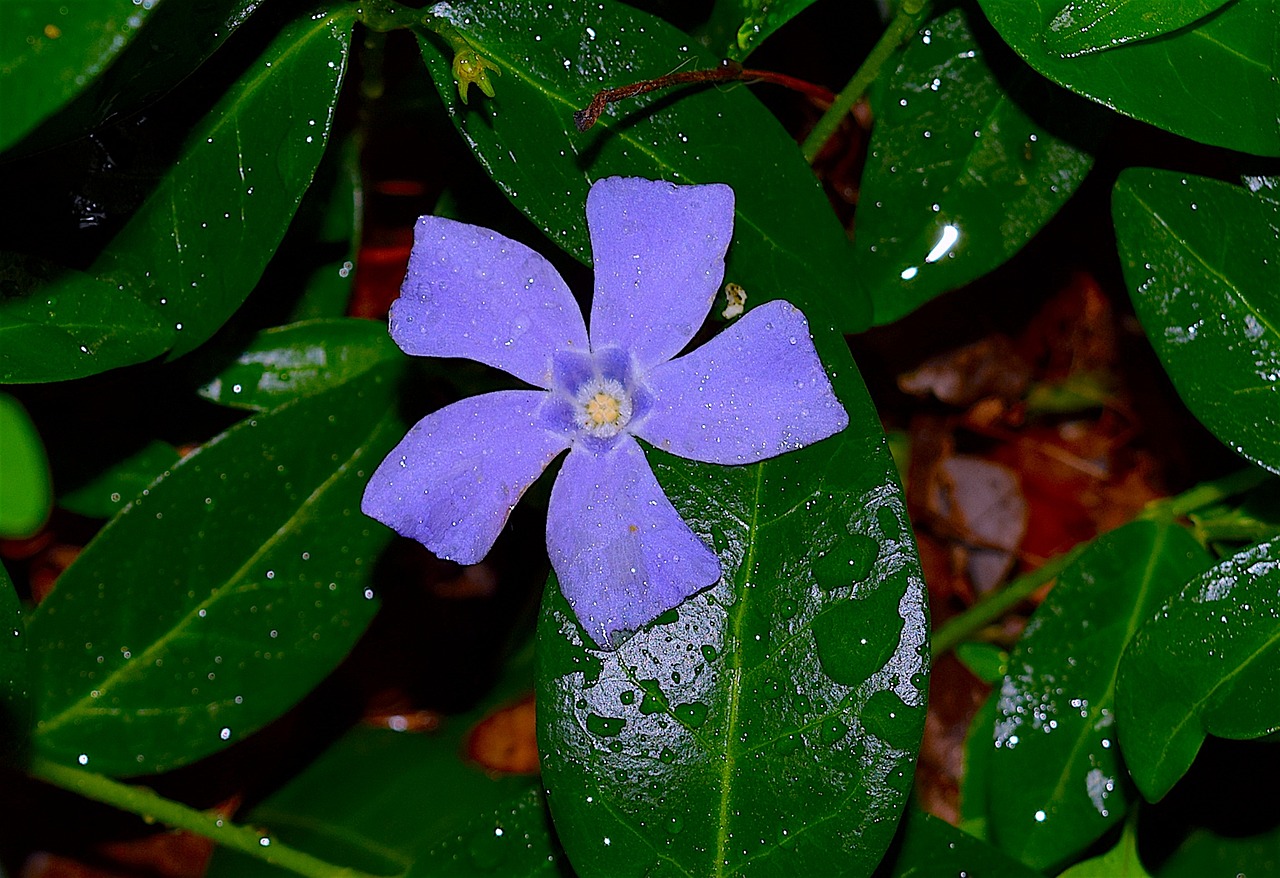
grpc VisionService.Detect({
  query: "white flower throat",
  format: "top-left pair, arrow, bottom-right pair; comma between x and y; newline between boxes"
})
576,377 -> 632,438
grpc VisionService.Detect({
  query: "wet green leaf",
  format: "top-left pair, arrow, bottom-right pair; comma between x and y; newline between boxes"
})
417,0 -> 871,332
976,0 -> 1280,155
1113,170 -> 1280,475
1117,537 -> 1280,802
875,808 -> 1041,878
986,520 -> 1212,870
198,319 -> 400,411
1,563 -> 30,765
537,326 -> 927,876
28,368 -> 404,776
1042,0 -> 1234,59
0,255 -> 172,383
960,692 -> 997,840
702,0 -> 823,59
0,393 -> 52,538
0,0 -> 261,156
857,8 -> 1098,325
58,440 -> 181,519
207,648 -> 568,878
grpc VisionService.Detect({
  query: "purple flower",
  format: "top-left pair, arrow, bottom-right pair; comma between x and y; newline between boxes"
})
362,177 -> 849,646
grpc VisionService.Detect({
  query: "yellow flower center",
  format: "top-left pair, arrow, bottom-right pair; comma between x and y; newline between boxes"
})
586,391 -> 622,427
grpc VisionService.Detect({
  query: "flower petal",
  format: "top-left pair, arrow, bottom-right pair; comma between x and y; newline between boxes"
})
586,177 -> 734,369
362,390 -> 570,564
390,216 -> 589,389
548,438 -> 721,647
634,299 -> 849,464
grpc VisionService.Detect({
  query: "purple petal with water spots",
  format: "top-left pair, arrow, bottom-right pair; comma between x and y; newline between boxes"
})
586,177 -> 734,369
547,437 -> 721,647
362,390 -> 571,564
634,300 -> 849,465
390,216 -> 588,389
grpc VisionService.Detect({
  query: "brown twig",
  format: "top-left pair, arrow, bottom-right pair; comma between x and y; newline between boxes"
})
573,61 -> 835,132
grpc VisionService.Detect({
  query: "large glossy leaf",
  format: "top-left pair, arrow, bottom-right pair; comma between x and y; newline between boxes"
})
1042,0 -> 1234,58
985,520 -> 1212,869
537,320 -> 927,876
975,0 -> 1280,156
0,8 -> 355,383
207,650 -> 567,877
416,0 -> 872,332
0,255 -> 173,383
1117,537 -> 1280,802
199,319 -> 400,411
856,8 -> 1097,325
1113,170 -> 1280,475
58,440 -> 181,520
27,368 -> 404,776
1,563 -> 30,765
875,808 -> 1041,878
0,0 -> 262,156
701,0 -> 823,59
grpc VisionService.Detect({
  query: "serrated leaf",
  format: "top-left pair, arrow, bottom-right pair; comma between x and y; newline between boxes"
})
876,808 -> 1041,878
537,327 -> 927,877
1,563 -> 30,765
1113,169 -> 1280,475
199,319 -> 400,411
857,8 -> 1098,325
976,0 -> 1280,156
58,440 -> 181,519
0,254 -> 173,383
28,368 -> 404,776
1043,0 -> 1234,58
987,520 -> 1212,870
417,0 -> 871,333
0,0 -> 262,156
1117,537 -> 1280,802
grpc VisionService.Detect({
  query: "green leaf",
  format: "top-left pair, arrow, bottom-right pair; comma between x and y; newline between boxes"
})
537,326 -> 928,876
95,8 -> 356,360
207,648 -> 568,877
959,692 -> 997,840
198,319 -> 400,411
975,0 -> 1280,155
954,641 -> 1007,685
1154,821 -> 1280,877
1057,818 -> 1151,878
986,519 -> 1212,870
416,0 -> 872,333
1043,0 -> 1234,58
1113,169 -> 1280,475
1117,537 -> 1280,802
58,440 -> 181,520
701,0 -> 823,60
1,563 -> 30,765
28,368 -> 404,776
287,140 -> 364,322
857,7 -> 1098,325
0,393 -> 52,538
875,808 -> 1041,878
0,0 -> 261,156
0,254 -> 173,384
0,0 -> 163,153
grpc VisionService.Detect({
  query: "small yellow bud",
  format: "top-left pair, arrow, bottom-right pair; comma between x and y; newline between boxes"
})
453,49 -> 500,104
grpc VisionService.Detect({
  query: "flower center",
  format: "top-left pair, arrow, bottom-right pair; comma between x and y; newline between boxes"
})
576,378 -> 632,438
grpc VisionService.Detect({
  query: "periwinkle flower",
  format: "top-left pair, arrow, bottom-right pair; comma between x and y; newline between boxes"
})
362,177 -> 848,646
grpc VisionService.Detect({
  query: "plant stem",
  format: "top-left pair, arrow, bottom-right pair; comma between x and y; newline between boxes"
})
800,0 -> 931,164
28,757 -> 387,878
931,545 -> 1083,659
931,466 -> 1275,659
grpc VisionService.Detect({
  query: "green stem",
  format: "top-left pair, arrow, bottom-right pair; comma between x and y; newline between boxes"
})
931,466 -> 1275,659
931,544 -> 1083,659
28,757 -> 388,878
800,0 -> 931,164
